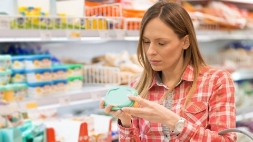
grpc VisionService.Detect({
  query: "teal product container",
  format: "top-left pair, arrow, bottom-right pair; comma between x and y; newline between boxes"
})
104,86 -> 138,110
0,69 -> 12,85
0,55 -> 11,71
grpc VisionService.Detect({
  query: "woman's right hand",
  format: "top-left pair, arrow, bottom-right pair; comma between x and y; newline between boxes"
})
99,99 -> 132,128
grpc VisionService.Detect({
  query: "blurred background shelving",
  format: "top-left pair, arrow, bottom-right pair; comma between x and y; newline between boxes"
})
1,0 -> 253,141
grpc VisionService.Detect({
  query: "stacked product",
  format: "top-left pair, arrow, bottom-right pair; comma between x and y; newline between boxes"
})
65,64 -> 83,90
0,55 -> 28,103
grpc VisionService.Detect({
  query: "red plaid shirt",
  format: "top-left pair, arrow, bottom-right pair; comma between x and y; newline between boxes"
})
118,64 -> 237,142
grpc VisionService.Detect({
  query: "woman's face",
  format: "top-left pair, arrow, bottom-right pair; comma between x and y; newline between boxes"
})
142,17 -> 188,72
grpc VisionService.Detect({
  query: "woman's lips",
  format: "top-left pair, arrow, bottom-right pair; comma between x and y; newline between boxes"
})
149,60 -> 161,65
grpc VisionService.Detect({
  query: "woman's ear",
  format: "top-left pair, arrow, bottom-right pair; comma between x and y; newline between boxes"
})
182,35 -> 190,50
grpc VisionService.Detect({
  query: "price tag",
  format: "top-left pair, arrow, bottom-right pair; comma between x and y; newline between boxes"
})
59,96 -> 70,106
26,101 -> 38,109
66,31 -> 81,40
0,18 -> 9,29
99,30 -> 110,39
40,30 -> 52,40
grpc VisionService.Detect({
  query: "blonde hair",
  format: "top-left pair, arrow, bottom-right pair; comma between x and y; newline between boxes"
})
135,1 -> 206,108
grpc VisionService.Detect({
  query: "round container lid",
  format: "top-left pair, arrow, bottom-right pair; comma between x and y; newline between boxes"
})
12,69 -> 26,74
52,80 -> 68,84
5,83 -> 27,91
104,86 -> 138,111
27,82 -> 52,87
0,55 -> 11,60
68,76 -> 83,81
52,65 -> 68,71
26,68 -> 52,73
0,86 -> 6,91
0,69 -> 12,75
25,54 -> 51,60
12,56 -> 26,61
66,64 -> 83,69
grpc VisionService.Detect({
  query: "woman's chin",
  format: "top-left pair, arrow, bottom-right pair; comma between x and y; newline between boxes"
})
151,66 -> 162,72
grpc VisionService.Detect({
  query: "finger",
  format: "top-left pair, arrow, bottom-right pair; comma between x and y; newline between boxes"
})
122,107 -> 145,117
110,109 -> 123,118
104,104 -> 113,114
128,95 -> 149,106
99,100 -> 105,109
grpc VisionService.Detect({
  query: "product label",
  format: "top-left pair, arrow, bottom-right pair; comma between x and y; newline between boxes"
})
0,60 -> 10,71
33,59 -> 51,68
53,83 -> 67,93
69,68 -> 83,76
53,70 -> 67,80
12,60 -> 25,69
35,85 -> 52,96
36,72 -> 52,81
0,75 -> 10,85
14,89 -> 27,101
68,80 -> 82,90
11,73 -> 26,83
27,72 -> 52,82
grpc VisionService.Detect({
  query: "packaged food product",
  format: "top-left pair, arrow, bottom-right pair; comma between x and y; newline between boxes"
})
67,64 -> 83,77
52,65 -> 68,80
11,56 -> 26,70
3,84 -> 28,102
0,69 -> 12,85
0,55 -> 11,71
67,76 -> 83,90
11,69 -> 26,83
28,82 -> 53,97
104,86 -> 138,110
52,80 -> 68,94
26,68 -> 52,83
25,55 -> 52,69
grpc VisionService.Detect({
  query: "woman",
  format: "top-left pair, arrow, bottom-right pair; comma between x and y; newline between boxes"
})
100,1 -> 236,142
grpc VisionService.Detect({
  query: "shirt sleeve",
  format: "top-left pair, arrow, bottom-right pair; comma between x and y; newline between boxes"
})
118,117 -> 140,142
177,70 -> 237,142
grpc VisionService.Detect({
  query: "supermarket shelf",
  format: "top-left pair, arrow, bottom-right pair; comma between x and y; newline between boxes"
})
231,69 -> 253,81
237,111 -> 253,122
1,29 -> 253,42
17,85 -> 115,110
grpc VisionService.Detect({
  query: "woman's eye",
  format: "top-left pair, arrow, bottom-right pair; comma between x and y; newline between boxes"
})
159,43 -> 165,46
143,41 -> 150,44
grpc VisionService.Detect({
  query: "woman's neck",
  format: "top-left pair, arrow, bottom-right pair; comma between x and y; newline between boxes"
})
161,59 -> 184,88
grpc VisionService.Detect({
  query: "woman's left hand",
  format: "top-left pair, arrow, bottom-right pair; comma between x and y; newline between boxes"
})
121,95 -> 180,129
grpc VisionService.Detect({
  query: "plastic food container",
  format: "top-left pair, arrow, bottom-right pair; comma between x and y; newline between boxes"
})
25,54 -> 52,69
0,55 -> 11,71
104,86 -> 138,110
28,82 -> 53,97
3,84 -> 28,102
67,76 -> 83,90
52,80 -> 68,94
11,56 -> 26,70
11,69 -> 26,83
52,65 -> 68,80
0,69 -> 12,85
67,64 -> 83,77
26,68 -> 52,83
